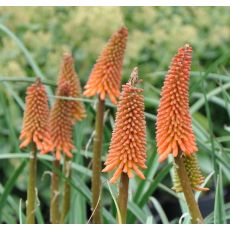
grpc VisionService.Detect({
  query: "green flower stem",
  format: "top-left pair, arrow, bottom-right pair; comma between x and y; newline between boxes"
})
118,173 -> 129,224
26,145 -> 37,224
60,156 -> 72,224
50,158 -> 60,224
91,97 -> 105,224
174,151 -> 204,224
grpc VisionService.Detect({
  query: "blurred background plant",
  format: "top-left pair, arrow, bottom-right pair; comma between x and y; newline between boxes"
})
0,6 -> 230,224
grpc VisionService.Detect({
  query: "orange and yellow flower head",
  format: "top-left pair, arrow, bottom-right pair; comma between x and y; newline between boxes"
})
156,44 -> 198,163
102,68 -> 147,183
83,26 -> 128,104
58,53 -> 86,121
20,78 -> 53,153
50,81 -> 75,160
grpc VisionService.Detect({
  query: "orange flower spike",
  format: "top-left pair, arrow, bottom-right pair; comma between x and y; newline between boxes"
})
50,81 -> 75,161
102,67 -> 147,183
20,78 -> 53,153
83,26 -> 128,104
156,44 -> 198,163
58,53 -> 86,121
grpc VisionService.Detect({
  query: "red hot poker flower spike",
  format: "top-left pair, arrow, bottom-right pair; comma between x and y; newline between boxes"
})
156,44 -> 198,163
50,81 -> 75,160
83,26 -> 128,104
102,67 -> 147,183
20,78 -> 52,153
58,53 -> 86,121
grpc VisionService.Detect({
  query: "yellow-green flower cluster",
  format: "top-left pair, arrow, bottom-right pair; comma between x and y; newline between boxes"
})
172,154 -> 209,192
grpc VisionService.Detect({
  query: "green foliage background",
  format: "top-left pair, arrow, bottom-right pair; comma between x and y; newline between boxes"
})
0,6 -> 230,224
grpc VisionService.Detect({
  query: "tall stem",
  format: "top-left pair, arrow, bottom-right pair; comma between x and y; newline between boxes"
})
91,97 -> 105,224
26,145 -> 37,224
60,156 -> 71,224
174,151 -> 204,224
117,173 -> 129,224
50,158 -> 60,224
